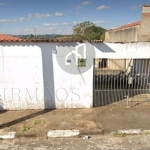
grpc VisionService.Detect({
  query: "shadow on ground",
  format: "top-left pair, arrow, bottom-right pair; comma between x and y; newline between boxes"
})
1,105 -> 150,136
0,109 -> 54,129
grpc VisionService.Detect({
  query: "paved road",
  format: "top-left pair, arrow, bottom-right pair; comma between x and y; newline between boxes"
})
1,135 -> 150,150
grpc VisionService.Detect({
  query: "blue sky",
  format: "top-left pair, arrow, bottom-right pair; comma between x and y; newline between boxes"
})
0,0 -> 149,35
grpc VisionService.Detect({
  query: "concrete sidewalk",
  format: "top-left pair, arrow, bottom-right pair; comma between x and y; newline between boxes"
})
1,135 -> 150,150
1,105 -> 150,137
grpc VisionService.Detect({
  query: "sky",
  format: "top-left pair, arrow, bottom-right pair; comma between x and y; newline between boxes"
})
0,0 -> 149,35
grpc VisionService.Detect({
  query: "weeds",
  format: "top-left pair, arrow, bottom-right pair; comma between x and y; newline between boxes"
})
34,120 -> 41,126
112,132 -> 125,136
22,125 -> 30,132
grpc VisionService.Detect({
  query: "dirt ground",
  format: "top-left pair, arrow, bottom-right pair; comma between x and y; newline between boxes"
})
1,103 -> 150,137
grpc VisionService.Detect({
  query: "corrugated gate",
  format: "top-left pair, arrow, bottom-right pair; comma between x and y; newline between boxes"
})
94,59 -> 150,106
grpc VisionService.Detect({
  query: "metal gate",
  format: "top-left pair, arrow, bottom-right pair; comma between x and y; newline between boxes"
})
94,59 -> 150,106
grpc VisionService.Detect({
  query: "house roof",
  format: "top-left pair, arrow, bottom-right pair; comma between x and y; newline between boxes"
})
0,34 -> 22,42
108,21 -> 141,32
0,34 -> 103,43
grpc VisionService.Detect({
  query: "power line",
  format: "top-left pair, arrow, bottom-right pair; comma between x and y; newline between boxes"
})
125,0 -> 149,24
110,0 -> 150,29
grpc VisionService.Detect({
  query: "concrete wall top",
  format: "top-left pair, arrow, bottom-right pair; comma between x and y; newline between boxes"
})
142,5 -> 150,13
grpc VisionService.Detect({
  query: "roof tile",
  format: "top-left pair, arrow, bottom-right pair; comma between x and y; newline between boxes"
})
0,34 -> 21,42
108,21 -> 140,32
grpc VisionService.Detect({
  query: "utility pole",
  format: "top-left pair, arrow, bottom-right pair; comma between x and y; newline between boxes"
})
34,29 -> 36,37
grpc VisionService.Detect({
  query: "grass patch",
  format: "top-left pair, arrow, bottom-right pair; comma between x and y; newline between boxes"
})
112,132 -> 125,137
72,118 -> 78,121
34,120 -> 41,126
22,125 -> 30,132
0,137 -> 4,140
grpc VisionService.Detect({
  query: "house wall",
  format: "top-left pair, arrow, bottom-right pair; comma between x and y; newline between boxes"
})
105,25 -> 140,43
138,6 -> 150,41
0,43 -> 57,110
0,42 -> 150,110
105,6 -> 150,43
0,42 -> 94,110
53,42 -> 94,108
0,43 -> 45,110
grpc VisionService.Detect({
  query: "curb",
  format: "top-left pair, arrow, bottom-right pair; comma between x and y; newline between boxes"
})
0,132 -> 16,140
47,130 -> 80,138
15,132 -> 37,138
80,129 -> 104,136
1,129 -> 150,140
112,129 -> 150,135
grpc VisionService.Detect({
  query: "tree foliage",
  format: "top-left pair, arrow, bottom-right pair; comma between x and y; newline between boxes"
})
73,21 -> 106,41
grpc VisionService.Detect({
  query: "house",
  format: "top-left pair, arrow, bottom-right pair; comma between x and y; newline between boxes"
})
105,5 -> 150,43
0,37 -> 149,110
0,7 -> 150,111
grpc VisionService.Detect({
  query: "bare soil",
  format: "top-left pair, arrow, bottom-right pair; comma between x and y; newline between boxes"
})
1,103 -> 150,137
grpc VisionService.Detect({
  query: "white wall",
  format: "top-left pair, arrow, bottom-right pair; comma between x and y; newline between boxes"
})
94,42 -> 150,59
53,42 -> 94,108
0,42 -> 94,110
0,43 -> 56,110
0,43 -> 44,110
0,42 -> 150,110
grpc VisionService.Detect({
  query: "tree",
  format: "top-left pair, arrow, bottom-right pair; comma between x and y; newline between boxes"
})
73,21 -> 106,41
30,34 -> 35,39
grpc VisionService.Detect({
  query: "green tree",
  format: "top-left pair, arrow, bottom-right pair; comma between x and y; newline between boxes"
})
30,34 -> 35,39
73,21 -> 106,41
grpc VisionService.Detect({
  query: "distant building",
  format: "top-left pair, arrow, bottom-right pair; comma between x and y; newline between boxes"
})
105,5 -> 150,43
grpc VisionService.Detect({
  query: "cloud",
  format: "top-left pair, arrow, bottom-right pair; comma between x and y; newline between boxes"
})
76,1 -> 90,9
34,26 -> 39,28
0,13 -> 52,24
0,17 -> 26,23
62,23 -> 68,25
13,27 -> 55,35
131,4 -> 142,9
72,21 -> 81,24
75,11 -> 80,15
57,29 -> 72,34
27,13 -> 52,19
0,12 -> 67,25
55,12 -> 65,16
94,20 -> 108,24
0,3 -> 6,6
76,5 -> 83,9
36,27 -> 54,31
43,23 -> 59,26
73,21 -> 77,24
43,22 -> 69,26
81,1 -> 90,5
96,5 -> 109,10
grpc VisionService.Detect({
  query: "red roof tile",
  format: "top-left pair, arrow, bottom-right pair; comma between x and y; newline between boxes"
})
115,21 -> 140,31
0,34 -> 21,42
108,21 -> 140,32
